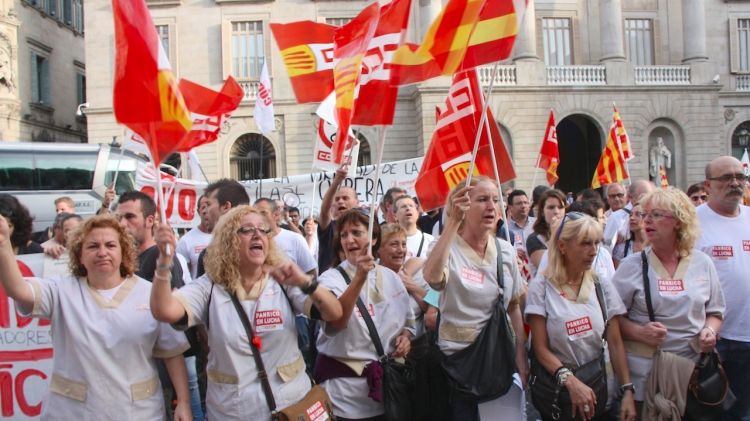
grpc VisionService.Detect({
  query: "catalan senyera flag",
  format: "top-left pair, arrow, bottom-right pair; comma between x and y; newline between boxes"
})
112,0 -> 192,165
612,105 -> 634,161
659,165 -> 669,188
537,110 -> 560,186
270,21 -> 337,103
390,0 -> 521,85
415,71 -> 516,211
352,0 -> 411,126
591,111 -> 632,188
332,3 -> 380,165
177,76 -> 244,151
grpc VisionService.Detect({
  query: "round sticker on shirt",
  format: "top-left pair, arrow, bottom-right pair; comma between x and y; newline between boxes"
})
255,309 -> 284,332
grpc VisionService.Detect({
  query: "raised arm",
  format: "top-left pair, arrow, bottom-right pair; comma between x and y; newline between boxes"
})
0,216 -> 34,309
319,166 -> 348,230
150,224 -> 188,323
328,255 -> 374,331
423,186 -> 471,289
269,261 -> 342,322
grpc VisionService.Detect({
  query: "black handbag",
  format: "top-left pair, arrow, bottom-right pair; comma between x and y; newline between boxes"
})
335,266 -> 415,421
408,330 -> 451,421
439,239 -> 517,403
529,280 -> 609,421
640,252 -> 728,421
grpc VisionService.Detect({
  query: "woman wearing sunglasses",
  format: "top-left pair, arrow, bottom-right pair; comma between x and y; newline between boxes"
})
150,206 -> 343,420
526,211 -> 636,421
611,187 -> 725,418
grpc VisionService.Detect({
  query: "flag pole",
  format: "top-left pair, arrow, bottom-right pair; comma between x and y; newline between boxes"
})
111,136 -> 127,190
475,68 -> 512,242
367,126 -> 388,256
466,60 -> 501,186
149,125 -> 170,255
529,159 -> 540,196
613,102 -> 632,187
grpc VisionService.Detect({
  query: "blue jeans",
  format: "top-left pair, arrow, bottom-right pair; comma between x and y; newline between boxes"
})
718,338 -> 750,421
296,315 -> 318,375
184,355 -> 204,421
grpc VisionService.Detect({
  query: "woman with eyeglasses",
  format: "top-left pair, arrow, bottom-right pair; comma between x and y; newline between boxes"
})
611,187 -> 725,418
0,194 -> 44,255
526,189 -> 567,278
313,209 -> 415,421
150,205 -> 343,420
422,176 -> 527,420
612,204 -> 647,268
686,183 -> 709,207
526,212 -> 635,421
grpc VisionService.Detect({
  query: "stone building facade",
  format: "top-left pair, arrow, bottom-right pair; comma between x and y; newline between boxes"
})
83,0 -> 750,193
0,0 -> 86,144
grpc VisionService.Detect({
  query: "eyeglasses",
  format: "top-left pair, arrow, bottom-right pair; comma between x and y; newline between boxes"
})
690,195 -> 708,202
607,193 -> 625,199
707,173 -> 748,183
554,211 -> 586,241
237,226 -> 271,237
635,210 -> 674,221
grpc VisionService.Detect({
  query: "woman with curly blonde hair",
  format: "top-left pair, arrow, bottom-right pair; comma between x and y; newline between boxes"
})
0,214 -> 192,420
150,205 -> 342,420
612,187 -> 725,418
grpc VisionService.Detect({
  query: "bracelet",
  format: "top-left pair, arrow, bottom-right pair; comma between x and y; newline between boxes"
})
703,326 -> 717,336
620,382 -> 635,394
300,277 -> 319,295
156,262 -> 172,272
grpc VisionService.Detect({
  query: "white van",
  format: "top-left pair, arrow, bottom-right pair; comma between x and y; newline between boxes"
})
0,142 -> 147,231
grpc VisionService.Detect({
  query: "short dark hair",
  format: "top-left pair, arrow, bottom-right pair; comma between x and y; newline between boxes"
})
287,206 -> 300,215
686,182 -> 705,197
532,185 -> 551,204
382,187 -> 407,206
332,209 -> 381,267
61,213 -> 83,225
118,191 -> 157,217
577,188 -> 602,202
508,189 -> 528,205
205,179 -> 250,208
568,198 -> 605,219
53,212 -> 73,230
253,197 -> 277,211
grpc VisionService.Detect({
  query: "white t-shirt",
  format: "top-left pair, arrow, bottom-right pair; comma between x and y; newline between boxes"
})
696,204 -> 750,341
612,249 -> 725,400
537,246 -> 615,283
176,226 -> 212,279
316,262 -> 415,419
406,230 -> 434,258
603,204 -> 632,252
273,229 -> 318,274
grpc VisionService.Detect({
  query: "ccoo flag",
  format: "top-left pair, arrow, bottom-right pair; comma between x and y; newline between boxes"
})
112,0 -> 192,165
254,60 -> 276,135
537,110 -> 560,186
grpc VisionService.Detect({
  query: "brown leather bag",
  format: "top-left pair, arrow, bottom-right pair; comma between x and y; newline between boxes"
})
275,384 -> 336,421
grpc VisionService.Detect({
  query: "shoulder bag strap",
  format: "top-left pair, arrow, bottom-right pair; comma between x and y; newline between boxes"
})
593,279 -> 609,341
229,293 -> 278,414
335,266 -> 386,358
416,232 -> 426,257
495,239 -> 505,291
623,232 -> 634,257
641,251 -> 656,322
206,282 -> 215,330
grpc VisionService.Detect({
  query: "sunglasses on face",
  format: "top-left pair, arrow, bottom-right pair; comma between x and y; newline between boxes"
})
690,195 -> 708,201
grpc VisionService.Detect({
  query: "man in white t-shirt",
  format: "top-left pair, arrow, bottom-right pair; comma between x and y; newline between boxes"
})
604,183 -> 627,218
695,155 -> 750,421
603,180 -> 654,252
394,195 -> 434,258
176,195 -> 212,280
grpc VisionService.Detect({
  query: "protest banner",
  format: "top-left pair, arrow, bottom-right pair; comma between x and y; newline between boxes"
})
135,163 -> 206,228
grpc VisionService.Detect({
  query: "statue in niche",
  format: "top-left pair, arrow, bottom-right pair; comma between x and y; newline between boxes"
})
0,47 -> 14,93
649,137 -> 672,180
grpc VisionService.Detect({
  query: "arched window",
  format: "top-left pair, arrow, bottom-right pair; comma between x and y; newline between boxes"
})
357,134 -> 371,167
731,121 -> 750,160
230,134 -> 276,181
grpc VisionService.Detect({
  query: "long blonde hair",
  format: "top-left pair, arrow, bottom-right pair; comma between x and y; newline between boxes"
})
544,213 -> 602,285
204,206 -> 283,294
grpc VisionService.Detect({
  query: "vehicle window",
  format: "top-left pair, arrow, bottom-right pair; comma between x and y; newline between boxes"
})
35,152 -> 96,190
0,152 -> 34,190
104,150 -> 139,194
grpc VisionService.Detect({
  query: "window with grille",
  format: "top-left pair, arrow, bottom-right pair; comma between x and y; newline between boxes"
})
76,72 -> 86,106
72,0 -> 83,32
232,21 -> 265,80
30,51 -> 51,105
156,25 -> 170,60
542,18 -> 573,66
625,19 -> 654,65
739,19 -> 750,72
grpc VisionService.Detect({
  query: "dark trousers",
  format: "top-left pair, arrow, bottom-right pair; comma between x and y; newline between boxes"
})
718,338 -> 750,421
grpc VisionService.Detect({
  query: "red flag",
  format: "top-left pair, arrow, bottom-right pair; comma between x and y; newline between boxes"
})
112,0 -> 192,165
415,71 -> 515,211
270,21 -> 337,104
659,165 -> 669,188
351,0 -> 411,126
176,77 -> 244,151
537,110 -> 560,186
332,3 -> 380,165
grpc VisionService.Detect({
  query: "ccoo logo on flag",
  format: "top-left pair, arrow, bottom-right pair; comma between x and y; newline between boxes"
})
440,152 -> 480,189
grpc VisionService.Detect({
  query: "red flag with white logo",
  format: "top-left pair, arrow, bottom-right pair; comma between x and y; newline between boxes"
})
177,76 -> 244,151
537,110 -> 560,186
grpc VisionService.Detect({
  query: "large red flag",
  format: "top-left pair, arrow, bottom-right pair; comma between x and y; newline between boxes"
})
415,71 -> 515,211
112,0 -> 192,165
176,76 -> 244,151
537,110 -> 560,186
352,0 -> 411,126
270,21 -> 337,104
332,3 -> 380,165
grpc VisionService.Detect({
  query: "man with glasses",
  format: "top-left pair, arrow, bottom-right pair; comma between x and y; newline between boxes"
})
687,182 -> 709,206
603,180 -> 655,253
696,156 -> 750,421
604,183 -> 627,217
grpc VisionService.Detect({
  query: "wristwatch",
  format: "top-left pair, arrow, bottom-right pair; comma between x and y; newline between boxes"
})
300,277 -> 319,295
620,383 -> 635,395
556,367 -> 573,386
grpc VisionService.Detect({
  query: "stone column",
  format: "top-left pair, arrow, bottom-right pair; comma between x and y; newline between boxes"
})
513,0 -> 538,61
682,0 -> 707,62
599,0 -> 626,62
418,0 -> 443,39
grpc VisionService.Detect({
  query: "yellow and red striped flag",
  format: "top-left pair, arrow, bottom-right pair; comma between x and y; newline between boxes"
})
591,109 -> 633,188
659,165 -> 669,188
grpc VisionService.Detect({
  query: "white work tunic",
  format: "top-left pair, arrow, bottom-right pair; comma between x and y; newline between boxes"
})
317,262 -> 415,419
22,275 -> 189,421
174,275 -> 312,420
612,249 -> 725,401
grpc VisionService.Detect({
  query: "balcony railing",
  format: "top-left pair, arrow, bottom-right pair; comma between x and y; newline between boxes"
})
736,75 -> 750,91
477,65 -> 517,86
634,66 -> 690,85
240,80 -> 260,102
546,66 -> 606,86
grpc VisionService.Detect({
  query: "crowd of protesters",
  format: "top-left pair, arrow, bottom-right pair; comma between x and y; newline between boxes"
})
0,154 -> 749,421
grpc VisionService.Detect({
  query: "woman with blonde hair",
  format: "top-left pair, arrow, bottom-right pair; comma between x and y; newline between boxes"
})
612,187 -> 725,418
150,205 -> 342,420
0,214 -> 192,420
526,212 -> 635,421
423,176 -> 527,420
